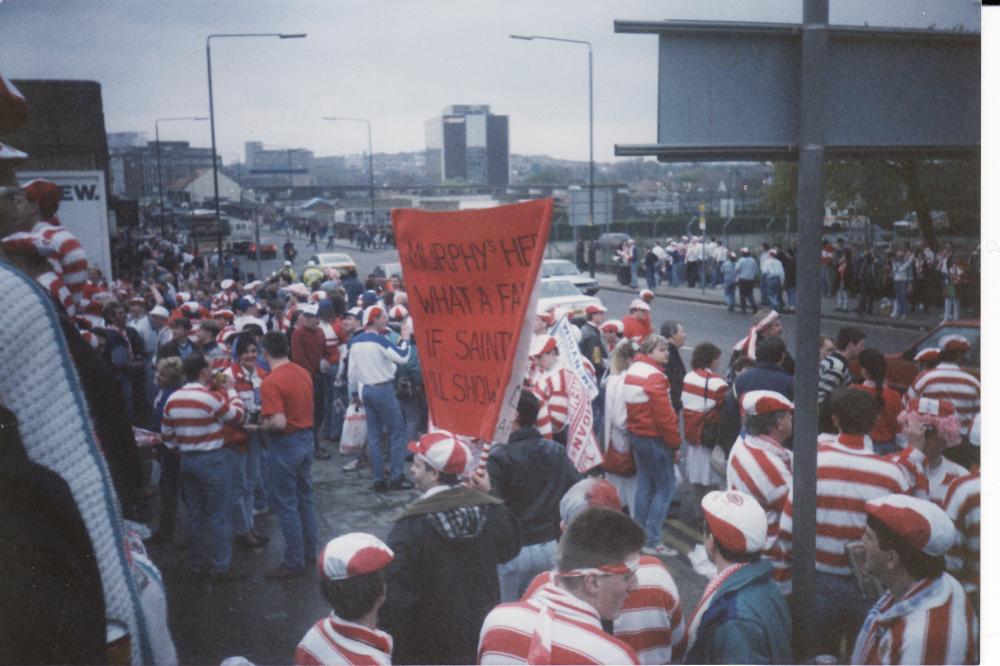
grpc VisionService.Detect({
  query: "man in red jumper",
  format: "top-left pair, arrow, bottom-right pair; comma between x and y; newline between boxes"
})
291,303 -> 331,460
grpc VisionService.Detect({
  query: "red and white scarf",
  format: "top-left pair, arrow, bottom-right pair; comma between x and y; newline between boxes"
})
683,562 -> 749,659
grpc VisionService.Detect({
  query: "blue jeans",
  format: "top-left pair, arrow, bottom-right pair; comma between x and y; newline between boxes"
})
724,283 -> 736,310
180,448 -> 233,573
894,281 -> 910,317
645,265 -> 657,290
786,287 -> 796,309
225,447 -> 252,535
766,275 -> 783,311
400,393 -> 427,446
671,261 -> 684,287
629,262 -> 639,289
323,363 -> 345,440
497,539 -> 558,602
814,572 -> 869,656
267,429 -> 319,569
630,434 -> 676,549
362,382 -> 407,483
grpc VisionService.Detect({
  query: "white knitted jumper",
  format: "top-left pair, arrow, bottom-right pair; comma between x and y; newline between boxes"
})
0,262 -> 155,664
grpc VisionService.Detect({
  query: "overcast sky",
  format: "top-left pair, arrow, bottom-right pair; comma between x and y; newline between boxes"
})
0,0 -> 981,164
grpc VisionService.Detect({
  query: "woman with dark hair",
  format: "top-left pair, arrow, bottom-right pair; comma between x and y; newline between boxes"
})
681,343 -> 729,498
852,348 -> 904,455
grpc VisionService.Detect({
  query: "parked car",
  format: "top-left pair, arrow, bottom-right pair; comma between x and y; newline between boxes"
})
367,261 -> 404,289
247,240 -> 277,259
309,252 -> 357,274
541,259 -> 599,295
861,320 -> 980,393
537,278 -> 602,319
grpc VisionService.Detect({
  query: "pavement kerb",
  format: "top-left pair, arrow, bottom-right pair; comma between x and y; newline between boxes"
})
596,280 -> 931,332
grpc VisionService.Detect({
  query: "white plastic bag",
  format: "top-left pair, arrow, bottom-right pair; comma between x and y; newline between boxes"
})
340,403 -> 368,454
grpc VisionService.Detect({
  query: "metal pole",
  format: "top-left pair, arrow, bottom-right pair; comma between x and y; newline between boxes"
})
206,37 -> 223,266
155,121 -> 164,235
367,121 -> 376,228
791,0 -> 828,660
588,44 -> 597,236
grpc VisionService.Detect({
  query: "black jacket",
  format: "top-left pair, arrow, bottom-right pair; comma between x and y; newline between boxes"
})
666,343 -> 686,411
380,486 -> 520,665
734,362 -> 794,401
578,321 -> 607,379
486,426 -> 581,546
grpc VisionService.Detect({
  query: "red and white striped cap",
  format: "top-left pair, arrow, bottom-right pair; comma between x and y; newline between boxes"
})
629,298 -> 650,311
914,348 -> 940,363
529,334 -> 558,357
389,304 -> 409,321
701,490 -> 767,554
211,308 -> 234,320
939,334 -> 970,353
220,278 -> 236,291
536,310 -> 555,327
558,478 -> 622,526
407,431 -> 470,475
180,301 -> 201,316
175,291 -> 191,304
584,304 -> 606,315
740,390 -> 793,416
21,179 -> 62,213
865,494 -> 955,557
216,325 -> 238,346
639,288 -> 654,302
600,319 -> 625,335
319,533 -> 394,581
363,304 -> 385,327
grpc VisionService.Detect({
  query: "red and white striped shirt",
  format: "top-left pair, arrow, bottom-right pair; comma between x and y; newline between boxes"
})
479,582 -> 639,665
534,365 -> 570,435
774,434 -> 911,582
294,612 -> 393,666
161,382 -> 245,452
927,457 -> 968,507
623,355 -> 681,447
850,574 -> 977,665
680,369 -> 728,446
944,471 -> 980,600
726,434 -> 792,556
522,556 -> 686,665
907,363 -> 980,435
32,219 -> 88,307
319,319 -> 343,364
36,270 -> 76,315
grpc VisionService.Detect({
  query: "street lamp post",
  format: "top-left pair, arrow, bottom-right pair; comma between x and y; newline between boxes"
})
322,116 -> 376,228
511,34 -> 595,239
154,116 -> 207,235
206,32 -> 305,266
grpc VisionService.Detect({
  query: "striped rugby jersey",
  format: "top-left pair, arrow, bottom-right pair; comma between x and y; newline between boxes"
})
944,471 -> 980,600
680,368 -> 728,446
479,582 -> 639,665
161,382 -> 245,452
295,612 -> 392,665
534,366 -> 570,435
907,363 -> 980,435
33,219 -> 88,308
727,433 -> 792,556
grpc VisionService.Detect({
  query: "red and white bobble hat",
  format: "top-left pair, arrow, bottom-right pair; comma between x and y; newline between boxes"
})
740,390 -> 794,415
220,278 -> 236,291
211,308 -> 234,321
864,494 -> 956,557
180,301 -> 202,317
319,532 -> 394,581
701,490 -> 768,554
914,348 -> 940,364
175,291 -> 191,305
639,288 -> 654,302
388,304 -> 409,321
363,304 -> 385,327
629,298 -> 651,312
584,304 -> 606,316
407,431 -> 471,475
600,319 -> 625,336
939,334 -> 970,354
529,334 -> 558,358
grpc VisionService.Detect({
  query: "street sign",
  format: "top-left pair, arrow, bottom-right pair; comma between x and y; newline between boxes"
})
568,187 -> 612,227
614,20 -> 979,161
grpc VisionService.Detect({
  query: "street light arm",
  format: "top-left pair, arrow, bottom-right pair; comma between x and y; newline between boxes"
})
509,34 -> 591,48
208,32 -> 307,43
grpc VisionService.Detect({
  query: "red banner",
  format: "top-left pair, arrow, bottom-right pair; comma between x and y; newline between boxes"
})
393,199 -> 552,442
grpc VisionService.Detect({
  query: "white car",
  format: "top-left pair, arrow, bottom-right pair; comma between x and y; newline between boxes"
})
537,278 -> 602,319
541,259 -> 599,295
308,252 -> 357,273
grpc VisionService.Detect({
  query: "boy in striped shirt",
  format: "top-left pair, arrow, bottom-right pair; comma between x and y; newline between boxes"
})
161,353 -> 245,580
295,534 -> 395,666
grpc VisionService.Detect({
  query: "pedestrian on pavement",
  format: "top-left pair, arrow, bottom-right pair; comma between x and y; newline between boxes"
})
471,390 -> 581,602
681,343 -> 729,500
259,331 -> 319,579
734,247 -> 758,314
624,334 -> 682,557
295,533 -> 395,666
478,506 -> 643,665
817,326 -> 866,402
161,353 -> 246,580
720,251 -> 738,312
628,240 -> 640,289
760,249 -> 785,312
726,391 -> 794,565
622,298 -> 652,342
852,495 -> 977,665
380,432 -> 519,664
290,303 -> 331,460
587,238 -> 597,278
644,244 -> 658,291
347,304 -> 412,491
891,249 -> 914,319
683,490 -> 792,665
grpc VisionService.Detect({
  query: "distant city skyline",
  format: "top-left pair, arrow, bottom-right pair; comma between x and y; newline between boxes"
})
0,1 -> 982,163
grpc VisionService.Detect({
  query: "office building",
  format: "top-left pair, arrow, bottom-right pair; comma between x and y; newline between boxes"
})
244,141 -> 314,188
425,105 -> 509,185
